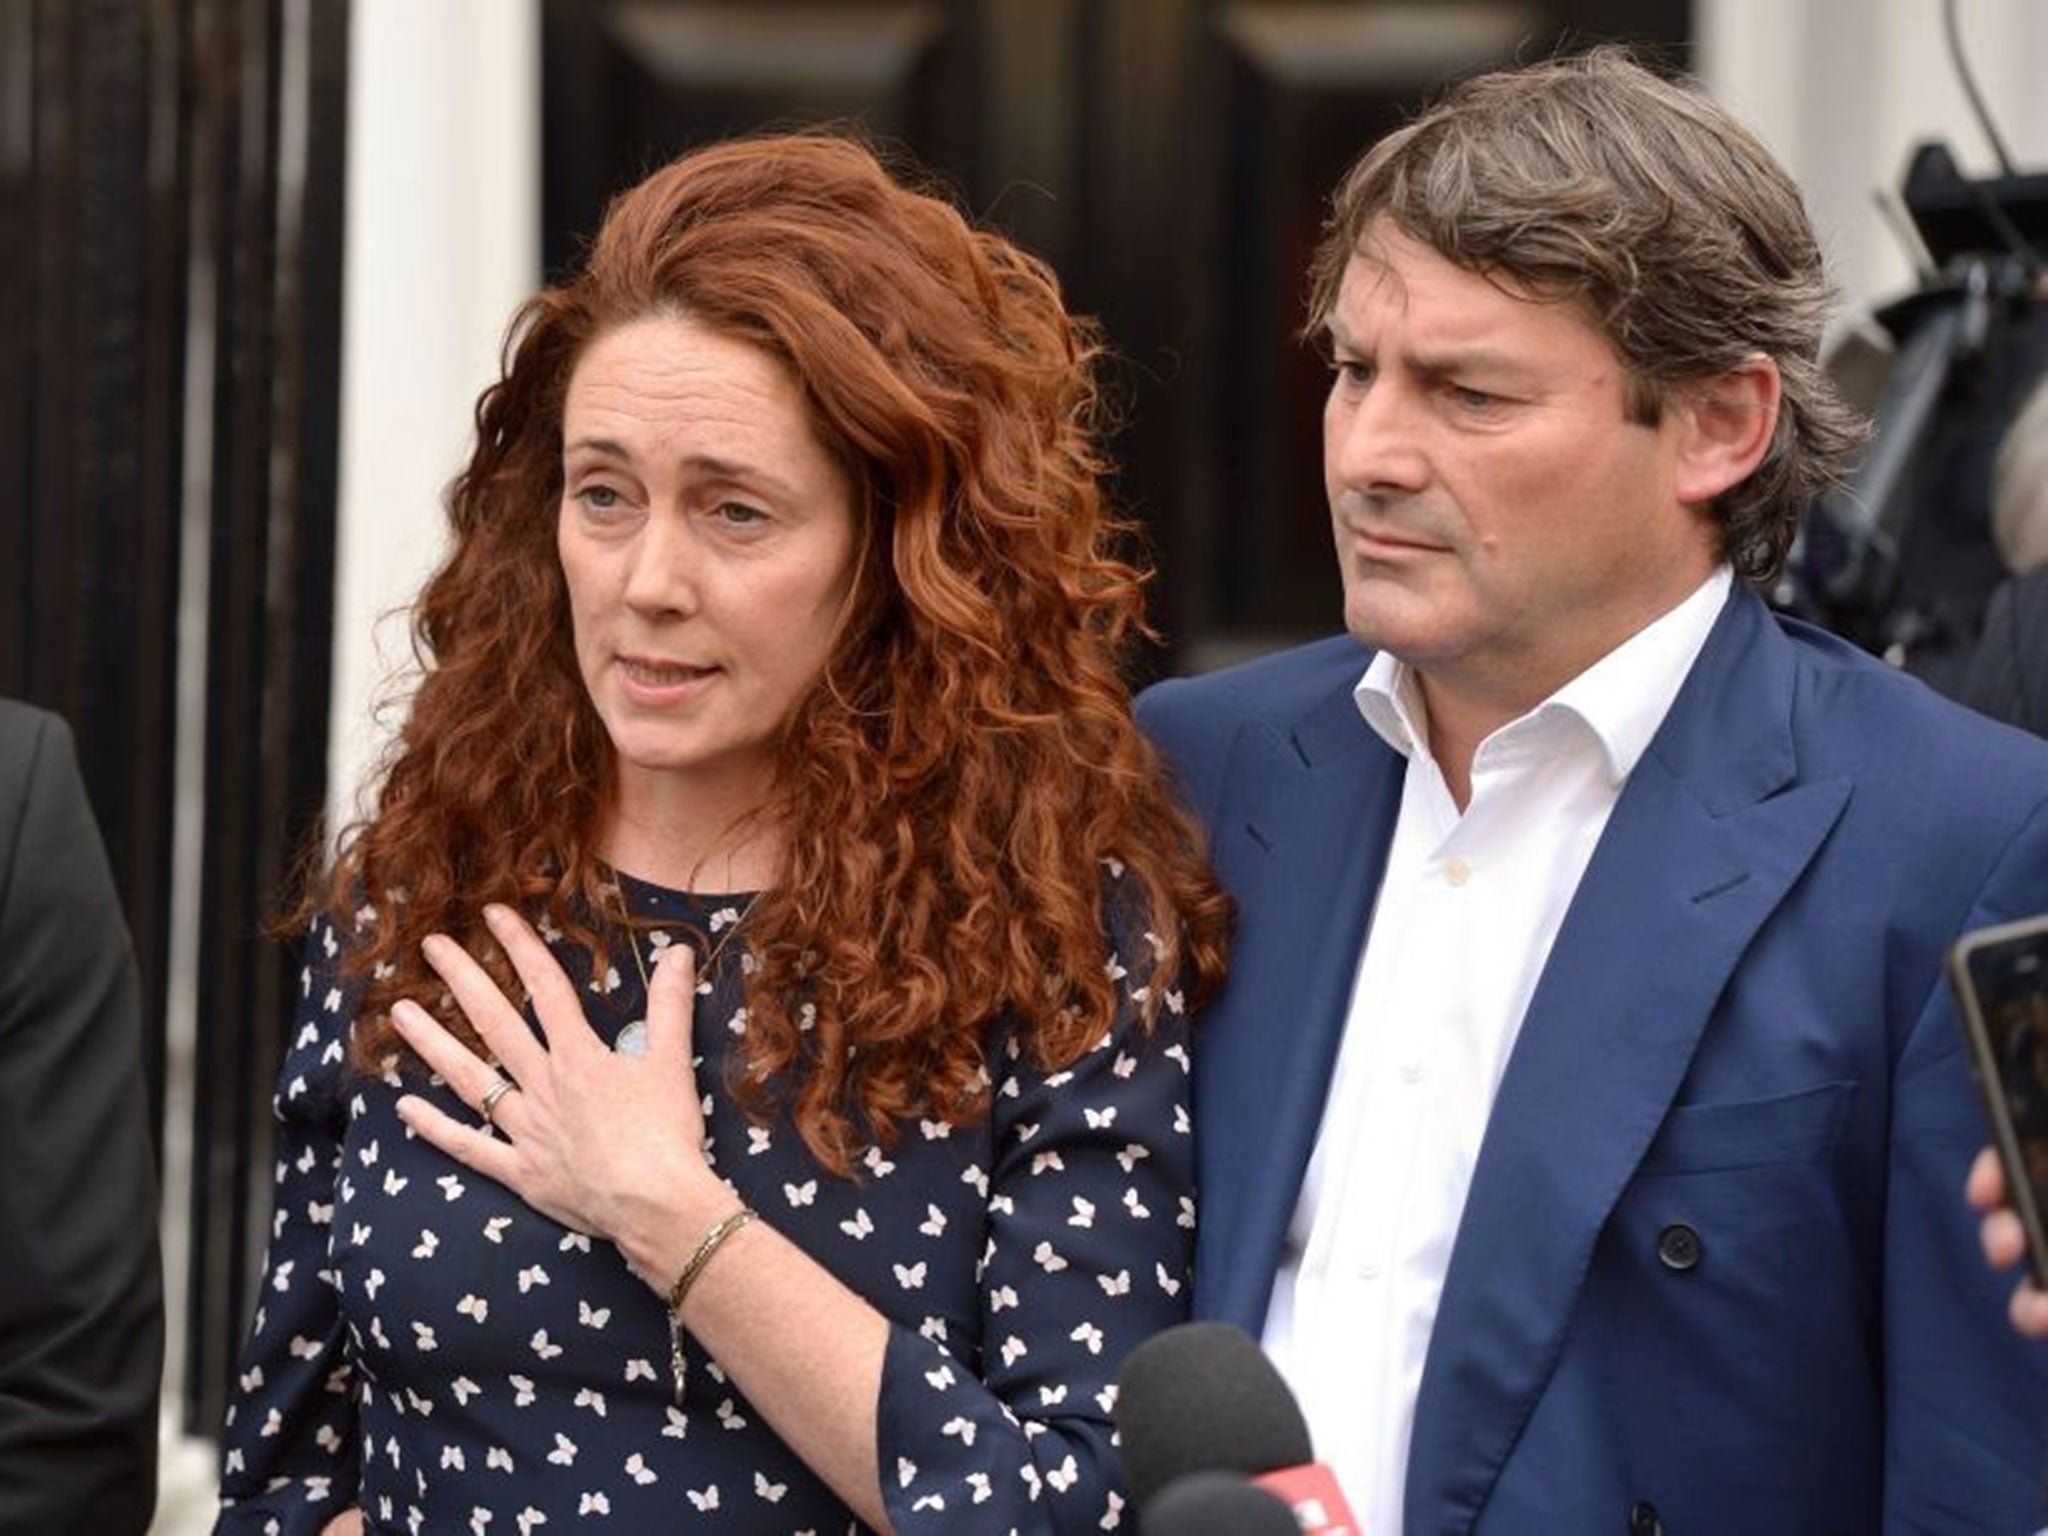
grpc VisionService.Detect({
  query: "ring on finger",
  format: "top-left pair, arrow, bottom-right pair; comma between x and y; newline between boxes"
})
479,1074 -> 518,1129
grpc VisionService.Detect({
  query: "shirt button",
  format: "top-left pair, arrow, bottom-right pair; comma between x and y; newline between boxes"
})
1400,1061 -> 1425,1083
1358,1259 -> 1382,1280
1443,856 -> 1472,886
1657,1223 -> 1702,1273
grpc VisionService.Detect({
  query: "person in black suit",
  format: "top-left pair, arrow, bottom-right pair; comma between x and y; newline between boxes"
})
0,699 -> 163,1534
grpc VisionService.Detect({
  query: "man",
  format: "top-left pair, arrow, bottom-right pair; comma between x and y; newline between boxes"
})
0,699 -> 162,1533
1140,50 -> 2048,1534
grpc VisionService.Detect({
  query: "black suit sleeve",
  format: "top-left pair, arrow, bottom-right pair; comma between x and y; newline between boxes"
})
0,706 -> 163,1535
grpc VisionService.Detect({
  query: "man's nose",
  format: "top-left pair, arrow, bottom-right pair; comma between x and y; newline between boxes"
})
1326,382 -> 1429,496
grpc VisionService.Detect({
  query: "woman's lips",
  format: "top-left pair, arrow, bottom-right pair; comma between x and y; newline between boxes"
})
617,656 -> 719,703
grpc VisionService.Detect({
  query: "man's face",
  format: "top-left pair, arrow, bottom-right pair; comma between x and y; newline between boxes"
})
1323,221 -> 1720,713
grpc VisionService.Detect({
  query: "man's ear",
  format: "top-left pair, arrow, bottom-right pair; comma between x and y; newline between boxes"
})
1672,355 -> 1781,507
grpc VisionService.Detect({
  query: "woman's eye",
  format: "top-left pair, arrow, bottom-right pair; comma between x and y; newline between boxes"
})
1331,359 -> 1371,387
576,485 -> 624,512
1450,385 -> 1501,411
716,501 -> 768,526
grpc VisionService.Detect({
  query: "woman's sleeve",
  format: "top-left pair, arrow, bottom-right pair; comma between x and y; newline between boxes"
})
214,917 -> 363,1534
876,905 -> 1196,1532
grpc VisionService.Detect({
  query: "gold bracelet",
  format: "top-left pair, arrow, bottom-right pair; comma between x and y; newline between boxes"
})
667,1205 -> 757,1313
664,1205 -> 757,1405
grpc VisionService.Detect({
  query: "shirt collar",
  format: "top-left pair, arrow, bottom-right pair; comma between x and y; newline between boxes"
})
1355,648 -> 1429,762
1353,565 -> 1733,785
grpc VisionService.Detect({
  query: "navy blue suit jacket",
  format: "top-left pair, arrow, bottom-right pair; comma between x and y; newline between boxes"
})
1140,588 -> 2048,1534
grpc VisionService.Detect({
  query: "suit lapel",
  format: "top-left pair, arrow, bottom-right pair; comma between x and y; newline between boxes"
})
1193,684 -> 1404,1335
1404,591 -> 1852,1533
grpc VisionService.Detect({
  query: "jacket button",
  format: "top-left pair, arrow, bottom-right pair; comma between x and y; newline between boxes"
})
1629,1500 -> 1664,1535
1656,1222 -> 1701,1272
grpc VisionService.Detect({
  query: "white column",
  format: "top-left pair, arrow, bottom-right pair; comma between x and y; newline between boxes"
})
327,0 -> 543,833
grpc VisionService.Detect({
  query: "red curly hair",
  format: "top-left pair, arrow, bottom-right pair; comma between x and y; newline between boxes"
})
310,132 -> 1230,1173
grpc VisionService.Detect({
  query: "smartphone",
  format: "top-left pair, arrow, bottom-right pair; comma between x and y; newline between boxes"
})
1949,912 -> 2048,1286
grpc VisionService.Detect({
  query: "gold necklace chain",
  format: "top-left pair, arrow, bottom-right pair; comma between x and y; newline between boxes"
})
609,873 -> 759,1053
604,872 -> 760,1405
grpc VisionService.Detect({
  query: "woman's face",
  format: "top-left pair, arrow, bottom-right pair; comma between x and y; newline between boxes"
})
557,312 -> 859,811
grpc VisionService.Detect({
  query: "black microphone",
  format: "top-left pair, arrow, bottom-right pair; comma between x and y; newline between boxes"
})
1114,1321 -> 1363,1534
1115,1321 -> 1310,1501
1138,1470 -> 1303,1535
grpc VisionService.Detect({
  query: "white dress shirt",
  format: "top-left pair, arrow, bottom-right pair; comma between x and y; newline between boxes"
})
1260,567 -> 1733,1534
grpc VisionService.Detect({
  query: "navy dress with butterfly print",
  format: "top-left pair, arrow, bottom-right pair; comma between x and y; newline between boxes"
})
214,869 -> 1195,1534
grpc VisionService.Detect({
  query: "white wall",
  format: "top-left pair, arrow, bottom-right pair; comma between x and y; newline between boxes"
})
1698,0 -> 2048,324
327,0 -> 542,832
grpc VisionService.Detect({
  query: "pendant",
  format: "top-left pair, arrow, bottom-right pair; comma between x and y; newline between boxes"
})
615,1019 -> 649,1057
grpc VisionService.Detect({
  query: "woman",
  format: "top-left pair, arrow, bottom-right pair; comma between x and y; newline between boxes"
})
215,134 -> 1228,1533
